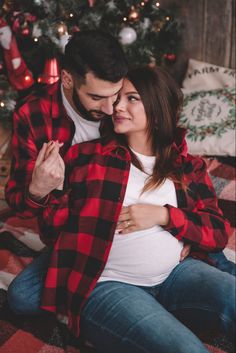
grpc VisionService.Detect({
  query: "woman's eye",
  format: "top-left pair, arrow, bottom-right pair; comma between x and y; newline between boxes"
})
128,95 -> 139,101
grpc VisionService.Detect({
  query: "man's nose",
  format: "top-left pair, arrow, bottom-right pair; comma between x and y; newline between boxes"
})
101,99 -> 115,115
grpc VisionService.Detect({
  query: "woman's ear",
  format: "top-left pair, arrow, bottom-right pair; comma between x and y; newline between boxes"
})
61,69 -> 73,89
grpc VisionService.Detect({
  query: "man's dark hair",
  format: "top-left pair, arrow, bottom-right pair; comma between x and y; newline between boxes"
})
62,30 -> 128,84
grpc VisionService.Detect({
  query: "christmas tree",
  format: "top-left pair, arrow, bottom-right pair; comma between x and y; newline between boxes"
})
0,0 -> 182,127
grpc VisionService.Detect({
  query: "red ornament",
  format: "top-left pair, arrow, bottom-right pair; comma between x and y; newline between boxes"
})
72,25 -> 80,33
88,0 -> 96,7
38,58 -> 60,85
164,53 -> 176,62
21,27 -> 30,36
11,11 -> 36,36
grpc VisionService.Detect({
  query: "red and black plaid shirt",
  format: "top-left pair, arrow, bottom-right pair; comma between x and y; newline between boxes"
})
39,137 -> 230,337
5,82 -> 75,218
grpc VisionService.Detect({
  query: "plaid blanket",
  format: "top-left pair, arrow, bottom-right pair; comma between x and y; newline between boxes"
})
0,157 -> 235,353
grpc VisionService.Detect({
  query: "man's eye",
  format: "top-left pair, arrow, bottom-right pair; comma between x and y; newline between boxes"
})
91,97 -> 101,101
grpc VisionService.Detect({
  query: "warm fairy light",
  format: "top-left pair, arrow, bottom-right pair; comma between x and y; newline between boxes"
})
25,75 -> 31,81
123,17 -> 127,21
0,102 -> 5,107
34,37 -> 39,42
140,1 -> 145,6
156,2 -> 160,6
166,16 -> 170,20
69,13 -> 74,17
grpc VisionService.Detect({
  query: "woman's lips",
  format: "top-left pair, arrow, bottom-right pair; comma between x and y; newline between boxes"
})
113,115 -> 130,123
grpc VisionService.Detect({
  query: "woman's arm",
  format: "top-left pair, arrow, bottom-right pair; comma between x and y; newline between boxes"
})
117,158 -> 230,252
163,157 -> 230,252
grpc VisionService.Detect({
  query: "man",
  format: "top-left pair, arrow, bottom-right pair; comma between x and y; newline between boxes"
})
6,30 -> 235,316
5,30 -> 127,216
6,29 -> 128,314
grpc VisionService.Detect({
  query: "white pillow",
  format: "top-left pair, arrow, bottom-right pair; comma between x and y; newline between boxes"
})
182,59 -> 236,91
179,87 -> 236,156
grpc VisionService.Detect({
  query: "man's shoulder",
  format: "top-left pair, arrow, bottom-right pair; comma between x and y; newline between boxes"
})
15,82 -> 61,114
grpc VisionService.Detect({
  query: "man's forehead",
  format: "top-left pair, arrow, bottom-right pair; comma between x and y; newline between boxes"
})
81,72 -> 123,97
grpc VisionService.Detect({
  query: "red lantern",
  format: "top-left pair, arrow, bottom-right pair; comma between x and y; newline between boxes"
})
38,58 -> 60,85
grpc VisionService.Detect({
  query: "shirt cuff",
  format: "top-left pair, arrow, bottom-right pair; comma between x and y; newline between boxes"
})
26,190 -> 49,208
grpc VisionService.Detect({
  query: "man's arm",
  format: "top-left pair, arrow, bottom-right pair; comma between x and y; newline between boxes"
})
5,108 -> 64,218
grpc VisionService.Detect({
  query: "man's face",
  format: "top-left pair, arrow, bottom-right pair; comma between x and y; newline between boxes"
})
73,71 -> 123,122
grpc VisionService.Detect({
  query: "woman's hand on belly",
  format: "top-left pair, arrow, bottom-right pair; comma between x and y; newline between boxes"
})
117,204 -> 170,235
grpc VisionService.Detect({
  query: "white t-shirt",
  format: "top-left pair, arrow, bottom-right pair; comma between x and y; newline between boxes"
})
61,85 -> 100,144
99,150 -> 184,286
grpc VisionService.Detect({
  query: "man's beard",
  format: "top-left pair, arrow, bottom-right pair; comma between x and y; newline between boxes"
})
72,88 -> 110,122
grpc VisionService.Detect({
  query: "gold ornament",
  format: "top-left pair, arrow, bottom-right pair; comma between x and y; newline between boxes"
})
152,19 -> 165,32
57,22 -> 68,36
2,0 -> 14,13
128,6 -> 140,22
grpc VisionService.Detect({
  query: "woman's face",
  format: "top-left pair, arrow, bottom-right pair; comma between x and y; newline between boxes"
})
112,79 -> 148,138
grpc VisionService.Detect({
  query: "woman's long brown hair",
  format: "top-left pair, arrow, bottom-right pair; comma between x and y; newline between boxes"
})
101,66 -> 185,192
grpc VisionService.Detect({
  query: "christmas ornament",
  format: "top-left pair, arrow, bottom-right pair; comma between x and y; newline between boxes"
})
38,58 -> 60,85
0,18 -> 34,90
72,25 -> 80,33
128,6 -> 140,22
11,12 -> 36,37
152,19 -> 165,32
164,53 -> 176,62
119,26 -> 137,45
57,22 -> 68,36
88,0 -> 96,7
1,0 -> 14,14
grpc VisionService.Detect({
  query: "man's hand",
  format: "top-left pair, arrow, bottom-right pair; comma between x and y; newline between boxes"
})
117,204 -> 169,234
180,244 -> 191,262
28,141 -> 65,200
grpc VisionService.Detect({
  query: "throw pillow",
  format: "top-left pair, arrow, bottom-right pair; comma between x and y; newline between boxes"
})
182,59 -> 236,91
179,87 -> 236,156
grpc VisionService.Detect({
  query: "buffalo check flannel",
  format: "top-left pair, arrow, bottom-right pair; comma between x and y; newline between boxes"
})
5,82 -> 75,218
38,137 -> 230,337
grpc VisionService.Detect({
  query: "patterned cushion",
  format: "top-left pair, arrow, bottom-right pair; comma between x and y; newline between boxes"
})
179,87 -> 236,156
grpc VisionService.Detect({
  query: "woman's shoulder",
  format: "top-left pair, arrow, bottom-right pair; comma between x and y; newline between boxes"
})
181,154 -> 207,174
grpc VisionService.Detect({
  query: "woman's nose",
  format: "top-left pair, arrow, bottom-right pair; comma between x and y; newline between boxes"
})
114,97 -> 125,112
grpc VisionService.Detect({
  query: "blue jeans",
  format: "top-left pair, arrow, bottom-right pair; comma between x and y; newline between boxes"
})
7,250 -> 235,353
208,252 -> 236,276
80,261 -> 235,353
7,247 -> 52,315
